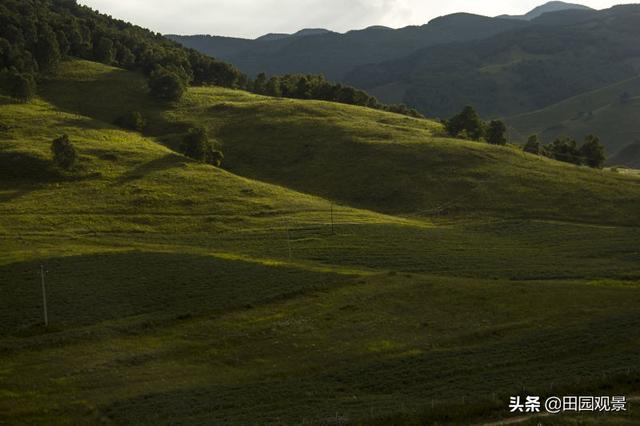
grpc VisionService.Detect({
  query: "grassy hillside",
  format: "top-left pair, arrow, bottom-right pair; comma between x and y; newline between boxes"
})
506,76 -> 640,160
38,61 -> 640,225
1,60 -> 640,425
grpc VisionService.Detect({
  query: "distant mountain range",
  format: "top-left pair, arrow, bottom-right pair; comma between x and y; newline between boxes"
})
167,2 -> 640,162
166,13 -> 528,81
166,1 -> 591,81
498,1 -> 593,20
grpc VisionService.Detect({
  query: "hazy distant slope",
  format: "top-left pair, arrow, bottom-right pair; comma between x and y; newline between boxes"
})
346,5 -> 640,118
506,76 -> 640,158
610,142 -> 640,168
499,1 -> 593,20
165,29 -> 335,59
167,14 -> 528,80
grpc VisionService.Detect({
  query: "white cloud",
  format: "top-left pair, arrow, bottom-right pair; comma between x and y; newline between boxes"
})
77,0 -> 625,38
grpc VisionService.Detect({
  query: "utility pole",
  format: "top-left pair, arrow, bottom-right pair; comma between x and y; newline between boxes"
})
40,264 -> 48,327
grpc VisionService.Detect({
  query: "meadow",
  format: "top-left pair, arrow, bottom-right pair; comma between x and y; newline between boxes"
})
1,60 -> 639,425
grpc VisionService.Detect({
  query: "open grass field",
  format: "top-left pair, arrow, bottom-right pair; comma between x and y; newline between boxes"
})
1,60 -> 640,425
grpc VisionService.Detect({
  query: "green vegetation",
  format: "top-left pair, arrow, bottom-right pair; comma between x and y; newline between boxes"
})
149,66 -> 186,102
0,0 -> 244,97
444,105 -> 508,146
1,71 -> 36,102
347,5 -> 640,119
180,127 -> 224,166
114,111 -> 147,132
35,60 -> 640,224
0,58 -> 639,425
251,72 -> 423,118
0,0 -> 419,118
530,134 -> 607,169
524,134 -> 541,155
50,134 -> 77,170
506,76 -> 640,162
444,106 -> 605,168
168,14 -> 527,81
444,105 -> 486,141
486,120 -> 508,146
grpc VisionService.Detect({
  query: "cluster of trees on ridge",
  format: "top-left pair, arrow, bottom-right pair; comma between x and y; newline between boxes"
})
444,106 -> 606,168
250,72 -> 423,117
443,106 -> 510,146
524,134 -> 606,168
0,0 -> 420,118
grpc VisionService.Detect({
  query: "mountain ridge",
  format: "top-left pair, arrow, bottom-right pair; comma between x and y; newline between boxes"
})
498,1 -> 593,20
166,14 -> 528,80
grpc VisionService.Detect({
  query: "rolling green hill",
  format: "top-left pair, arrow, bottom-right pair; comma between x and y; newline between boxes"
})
2,60 -> 640,425
505,76 -> 640,160
36,60 -> 640,225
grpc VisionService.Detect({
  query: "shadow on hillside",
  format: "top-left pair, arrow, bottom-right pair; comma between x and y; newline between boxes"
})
0,251 -> 348,336
0,96 -> 19,106
39,67 -> 188,142
116,153 -> 188,184
0,187 -> 36,203
0,151 -> 59,182
215,115 -> 484,215
55,116 -> 110,131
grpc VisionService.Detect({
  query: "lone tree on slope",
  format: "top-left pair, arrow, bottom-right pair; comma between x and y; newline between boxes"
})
51,134 -> 77,170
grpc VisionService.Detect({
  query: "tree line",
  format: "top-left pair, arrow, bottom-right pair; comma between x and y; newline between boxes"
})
0,0 -> 421,118
444,106 -> 606,168
0,0 -> 245,101
251,73 -> 423,117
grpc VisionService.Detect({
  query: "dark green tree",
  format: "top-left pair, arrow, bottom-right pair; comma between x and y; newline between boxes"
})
523,135 -> 541,155
486,120 -> 507,145
94,37 -> 115,64
580,135 -> 606,168
149,67 -> 185,102
253,73 -> 267,94
51,134 -> 77,170
208,150 -> 224,167
114,111 -> 146,131
180,128 -> 224,167
34,28 -> 61,73
265,77 -> 282,97
56,30 -> 70,57
544,137 -> 582,165
444,106 -> 485,140
116,45 -> 136,68
6,71 -> 36,102
181,128 -> 209,161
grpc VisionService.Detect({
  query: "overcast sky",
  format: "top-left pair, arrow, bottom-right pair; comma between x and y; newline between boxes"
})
77,0 -> 625,39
